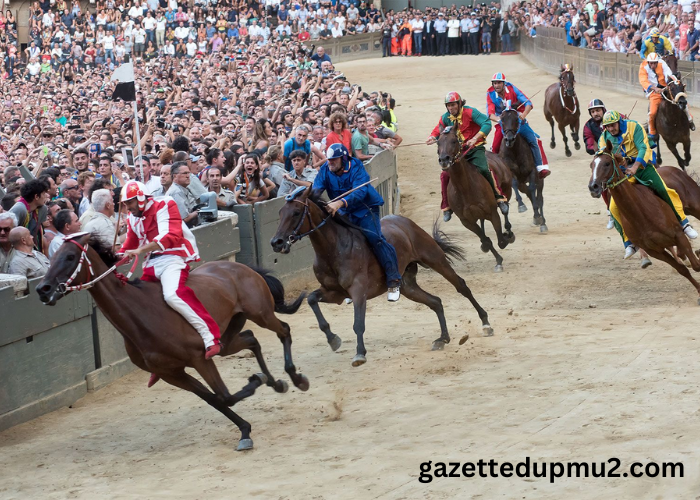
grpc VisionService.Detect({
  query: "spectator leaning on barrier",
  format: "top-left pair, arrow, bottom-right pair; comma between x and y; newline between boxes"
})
207,167 -> 236,211
83,189 -> 117,248
277,150 -> 318,198
0,212 -> 18,273
7,227 -> 50,279
167,161 -> 199,228
49,209 -> 82,258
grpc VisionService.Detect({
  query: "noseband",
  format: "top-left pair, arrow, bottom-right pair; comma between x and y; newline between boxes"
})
597,151 -> 629,191
286,199 -> 330,245
662,83 -> 687,106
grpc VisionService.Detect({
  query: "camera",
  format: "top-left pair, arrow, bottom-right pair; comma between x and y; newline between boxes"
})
156,118 -> 174,130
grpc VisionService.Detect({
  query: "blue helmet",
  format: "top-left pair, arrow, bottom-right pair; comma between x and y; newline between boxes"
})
326,143 -> 349,160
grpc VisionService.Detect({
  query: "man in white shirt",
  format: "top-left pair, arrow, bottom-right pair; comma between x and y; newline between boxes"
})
49,210 -> 82,258
83,189 -> 117,248
175,22 -> 190,40
25,57 -> 41,78
186,39 -> 198,57
410,14 -> 424,55
331,21 -> 343,38
133,24 -> 147,57
102,32 -> 115,60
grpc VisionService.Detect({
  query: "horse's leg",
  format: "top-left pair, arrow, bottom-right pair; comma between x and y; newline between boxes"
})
559,121 -> 571,157
307,287 -> 345,351
570,121 -> 581,150
487,206 -> 510,250
527,171 -> 542,226
645,247 -> 700,303
666,139 -> 685,170
545,112 -> 556,149
400,262 -> 450,350
503,205 -> 515,243
537,178 -> 547,233
250,311 -> 310,392
683,138 -> 692,169
469,217 -> 503,271
416,247 -> 493,336
160,369 -> 255,451
347,286 -> 368,367
512,177 -> 527,212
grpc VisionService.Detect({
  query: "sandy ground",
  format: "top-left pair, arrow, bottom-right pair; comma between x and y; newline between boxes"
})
3,55 -> 700,500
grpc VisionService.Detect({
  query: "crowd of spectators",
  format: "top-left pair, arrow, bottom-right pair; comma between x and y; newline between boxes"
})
0,0 -> 411,282
513,0 -> 700,61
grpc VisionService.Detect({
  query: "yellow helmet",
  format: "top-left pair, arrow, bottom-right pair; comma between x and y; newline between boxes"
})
649,28 -> 660,37
646,52 -> 660,63
602,110 -> 621,126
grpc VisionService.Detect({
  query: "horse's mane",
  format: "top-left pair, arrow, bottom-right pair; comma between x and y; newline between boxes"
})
89,236 -> 120,267
307,189 -> 366,234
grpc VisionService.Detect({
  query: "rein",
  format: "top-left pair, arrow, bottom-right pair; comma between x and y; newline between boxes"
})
57,239 -> 139,294
598,151 -> 629,190
287,199 -> 331,244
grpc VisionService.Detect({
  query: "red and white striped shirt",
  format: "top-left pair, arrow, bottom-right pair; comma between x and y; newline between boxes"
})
121,197 -> 199,263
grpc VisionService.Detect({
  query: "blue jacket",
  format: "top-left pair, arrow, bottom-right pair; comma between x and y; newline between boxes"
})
313,157 -> 384,217
486,82 -> 532,117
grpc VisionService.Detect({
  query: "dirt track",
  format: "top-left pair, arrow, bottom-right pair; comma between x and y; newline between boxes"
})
3,55 -> 700,499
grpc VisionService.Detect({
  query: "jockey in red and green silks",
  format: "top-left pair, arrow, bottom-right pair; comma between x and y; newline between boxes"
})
427,91 -> 506,221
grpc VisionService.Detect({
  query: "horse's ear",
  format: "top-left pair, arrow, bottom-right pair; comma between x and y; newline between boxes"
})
605,140 -> 613,153
438,123 -> 445,134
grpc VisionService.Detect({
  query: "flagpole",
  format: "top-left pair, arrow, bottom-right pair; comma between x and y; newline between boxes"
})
132,101 -> 144,181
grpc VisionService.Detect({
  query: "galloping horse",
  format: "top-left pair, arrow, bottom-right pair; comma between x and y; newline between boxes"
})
589,143 -> 700,303
656,78 -> 692,169
543,64 -> 581,157
37,233 -> 308,451
270,187 -> 493,365
438,125 -> 515,272
500,108 -> 548,233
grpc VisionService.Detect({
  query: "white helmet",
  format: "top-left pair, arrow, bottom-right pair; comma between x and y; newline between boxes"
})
646,52 -> 660,63
121,180 -> 149,210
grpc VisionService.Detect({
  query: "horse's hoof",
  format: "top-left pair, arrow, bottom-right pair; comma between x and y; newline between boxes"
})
498,239 -> 508,249
237,438 -> 254,451
494,264 -> 504,273
565,150 -> 572,157
540,224 -> 548,234
482,324 -> 494,337
574,142 -> 581,150
518,204 -> 527,213
480,243 -> 489,253
329,334 -> 342,352
507,232 -> 516,244
351,354 -> 367,367
296,374 -> 310,392
640,257 -> 652,269
275,380 -> 289,393
431,340 -> 446,351
549,141 -> 556,149
253,373 -> 268,385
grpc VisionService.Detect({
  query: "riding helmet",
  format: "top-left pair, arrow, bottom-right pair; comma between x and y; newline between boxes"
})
326,143 -> 350,160
649,28 -> 660,38
646,52 -> 660,62
587,99 -> 606,115
601,110 -> 621,126
444,91 -> 463,106
491,72 -> 506,82
121,180 -> 149,210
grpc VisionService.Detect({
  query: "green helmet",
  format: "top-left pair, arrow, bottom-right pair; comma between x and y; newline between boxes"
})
602,110 -> 621,126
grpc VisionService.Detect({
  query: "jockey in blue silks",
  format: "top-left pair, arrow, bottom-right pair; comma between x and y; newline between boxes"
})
312,143 -> 402,301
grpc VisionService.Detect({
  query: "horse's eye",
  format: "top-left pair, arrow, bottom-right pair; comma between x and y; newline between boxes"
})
66,254 -> 75,261
293,210 -> 302,217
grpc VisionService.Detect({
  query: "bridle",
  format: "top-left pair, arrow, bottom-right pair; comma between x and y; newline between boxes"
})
661,80 -> 687,106
56,239 -> 139,295
286,198 -> 331,245
596,150 -> 629,191
501,110 -> 522,146
559,71 -> 578,114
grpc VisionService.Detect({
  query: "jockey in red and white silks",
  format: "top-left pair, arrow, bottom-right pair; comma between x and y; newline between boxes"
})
120,180 -> 222,359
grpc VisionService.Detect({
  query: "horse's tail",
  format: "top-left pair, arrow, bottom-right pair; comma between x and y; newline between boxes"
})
689,171 -> 700,187
432,219 -> 466,264
250,267 -> 306,314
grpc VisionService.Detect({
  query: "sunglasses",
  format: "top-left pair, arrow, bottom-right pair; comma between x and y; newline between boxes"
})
0,227 -> 11,233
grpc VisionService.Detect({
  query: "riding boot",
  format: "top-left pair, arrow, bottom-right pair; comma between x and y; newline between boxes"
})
686,109 -> 695,130
205,342 -> 222,359
443,209 -> 453,222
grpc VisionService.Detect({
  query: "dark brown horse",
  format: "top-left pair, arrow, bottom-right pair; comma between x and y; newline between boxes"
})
663,54 -> 678,76
588,144 -> 700,303
270,187 -> 493,365
36,233 -> 308,451
543,64 -> 581,157
500,108 -> 548,233
656,78 -> 692,169
437,125 -> 515,272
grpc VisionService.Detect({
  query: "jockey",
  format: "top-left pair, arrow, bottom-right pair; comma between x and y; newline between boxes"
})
584,98 -> 615,230
639,52 -> 695,142
426,91 -> 506,222
313,143 -> 402,301
597,111 -> 698,259
120,180 -> 222,367
487,72 -> 551,179
639,28 -> 674,59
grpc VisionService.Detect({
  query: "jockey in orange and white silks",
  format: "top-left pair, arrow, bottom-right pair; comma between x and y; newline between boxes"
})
639,52 -> 694,139
120,180 -> 222,360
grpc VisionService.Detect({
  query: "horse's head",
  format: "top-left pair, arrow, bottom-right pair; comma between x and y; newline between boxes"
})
436,125 -> 462,171
588,140 -> 624,198
663,54 -> 678,76
560,64 -> 576,97
271,186 -> 325,254
36,232 -> 93,305
666,78 -> 687,110
500,109 -> 521,148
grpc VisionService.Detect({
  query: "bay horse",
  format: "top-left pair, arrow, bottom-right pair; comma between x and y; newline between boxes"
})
656,78 -> 692,169
270,187 -> 493,366
588,143 -> 700,303
437,125 -> 515,272
543,64 -> 581,158
36,233 -> 309,451
500,108 -> 548,233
